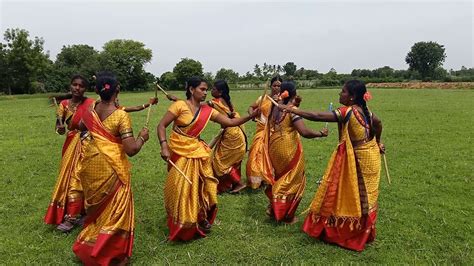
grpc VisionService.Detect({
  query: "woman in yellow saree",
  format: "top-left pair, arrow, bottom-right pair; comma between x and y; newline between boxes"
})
72,73 -> 149,264
246,76 -> 282,189
262,81 -> 328,224
208,80 -> 247,193
279,80 -> 384,251
44,75 -> 95,232
157,77 -> 259,241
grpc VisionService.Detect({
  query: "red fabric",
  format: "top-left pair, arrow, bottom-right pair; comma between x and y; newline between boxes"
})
44,204 -> 65,225
187,104 -> 212,137
67,199 -> 84,217
273,198 -> 301,222
320,142 -> 346,216
167,206 -> 218,242
73,232 -> 133,266
217,165 -> 241,193
302,210 -> 377,252
61,131 -> 76,156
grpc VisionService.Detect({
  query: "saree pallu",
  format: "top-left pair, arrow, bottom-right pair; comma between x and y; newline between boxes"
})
165,104 -> 219,241
246,95 -> 273,189
73,108 -> 134,265
302,106 -> 381,251
210,99 -> 247,193
264,111 -> 306,222
44,98 -> 94,225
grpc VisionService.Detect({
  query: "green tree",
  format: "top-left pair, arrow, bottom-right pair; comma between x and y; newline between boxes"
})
283,62 -> 297,76
99,39 -> 153,90
405,41 -> 446,80
172,58 -> 203,87
253,64 -> 262,78
159,71 -> 179,90
1,28 -> 51,94
215,68 -> 239,82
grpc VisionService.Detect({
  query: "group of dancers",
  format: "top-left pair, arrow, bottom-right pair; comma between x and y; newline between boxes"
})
44,72 -> 384,265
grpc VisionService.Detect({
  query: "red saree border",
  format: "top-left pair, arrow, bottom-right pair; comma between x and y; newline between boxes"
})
82,107 -> 121,144
187,104 -> 213,137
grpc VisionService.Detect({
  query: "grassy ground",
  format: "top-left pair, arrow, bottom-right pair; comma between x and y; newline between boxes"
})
0,88 -> 472,264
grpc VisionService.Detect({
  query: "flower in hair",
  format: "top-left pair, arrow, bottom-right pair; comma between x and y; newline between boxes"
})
101,83 -> 111,92
363,91 -> 372,102
279,90 -> 289,100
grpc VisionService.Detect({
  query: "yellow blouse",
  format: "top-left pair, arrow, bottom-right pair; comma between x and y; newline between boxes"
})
168,100 -> 218,127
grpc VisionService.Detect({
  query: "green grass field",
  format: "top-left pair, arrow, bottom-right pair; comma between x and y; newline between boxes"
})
0,88 -> 472,264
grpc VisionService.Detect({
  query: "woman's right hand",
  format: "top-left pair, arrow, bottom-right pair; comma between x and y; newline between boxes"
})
166,94 -> 178,102
56,125 -> 66,135
378,142 -> 386,154
320,127 -> 329,137
249,107 -> 261,119
160,145 -> 170,162
138,127 -> 149,142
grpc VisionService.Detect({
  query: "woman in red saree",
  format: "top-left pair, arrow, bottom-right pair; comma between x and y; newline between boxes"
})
279,80 -> 384,251
246,76 -> 282,189
72,73 -> 149,264
262,81 -> 328,224
157,76 -> 259,241
208,80 -> 247,193
44,75 -> 95,232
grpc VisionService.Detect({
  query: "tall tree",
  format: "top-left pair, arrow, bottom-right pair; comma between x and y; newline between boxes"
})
99,39 -> 153,90
283,62 -> 297,76
405,41 -> 446,80
1,28 -> 51,94
215,68 -> 239,82
253,64 -> 262,78
172,58 -> 203,87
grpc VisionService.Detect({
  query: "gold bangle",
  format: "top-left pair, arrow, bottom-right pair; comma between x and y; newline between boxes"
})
139,136 -> 146,143
142,104 -> 146,109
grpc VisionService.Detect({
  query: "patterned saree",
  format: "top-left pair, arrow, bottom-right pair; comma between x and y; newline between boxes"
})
72,107 -> 134,265
44,98 -> 94,225
209,98 -> 247,193
165,101 -> 219,241
302,106 -> 381,251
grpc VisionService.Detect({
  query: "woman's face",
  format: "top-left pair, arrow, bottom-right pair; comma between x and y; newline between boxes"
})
70,78 -> 86,97
191,82 -> 208,102
271,80 -> 281,95
211,86 -> 221,98
339,86 -> 352,106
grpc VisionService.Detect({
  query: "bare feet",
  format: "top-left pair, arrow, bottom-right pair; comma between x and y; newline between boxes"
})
229,183 -> 247,194
265,204 -> 274,217
283,216 -> 298,225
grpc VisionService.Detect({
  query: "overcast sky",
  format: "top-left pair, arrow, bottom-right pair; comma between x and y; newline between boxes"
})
1,0 -> 472,76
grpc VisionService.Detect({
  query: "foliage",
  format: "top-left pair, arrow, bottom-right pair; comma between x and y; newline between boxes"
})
405,41 -> 446,80
172,58 -> 204,87
283,62 -> 297,76
159,71 -> 179,90
215,68 -> 239,83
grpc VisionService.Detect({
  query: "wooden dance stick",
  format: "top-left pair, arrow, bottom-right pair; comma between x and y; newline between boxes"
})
265,94 -> 279,106
383,153 -> 391,184
156,83 -> 169,96
168,159 -> 193,185
52,97 -> 64,127
209,129 -> 225,149
145,104 -> 152,128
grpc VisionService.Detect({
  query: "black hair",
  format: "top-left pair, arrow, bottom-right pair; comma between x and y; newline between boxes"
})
270,75 -> 283,86
185,76 -> 207,99
70,74 -> 89,89
344,80 -> 374,138
279,81 -> 297,105
214,80 -> 234,113
95,71 -> 119,101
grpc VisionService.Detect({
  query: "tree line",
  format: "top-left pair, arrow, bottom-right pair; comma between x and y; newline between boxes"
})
1,28 -> 473,95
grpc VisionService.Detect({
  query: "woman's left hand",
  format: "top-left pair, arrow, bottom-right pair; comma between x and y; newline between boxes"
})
378,143 -> 385,154
149,97 -> 158,105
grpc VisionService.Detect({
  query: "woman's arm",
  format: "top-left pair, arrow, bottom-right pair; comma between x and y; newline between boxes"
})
212,108 -> 260,127
278,104 -> 337,122
292,119 -> 329,139
157,111 -> 177,161
124,97 -> 158,113
122,127 -> 149,157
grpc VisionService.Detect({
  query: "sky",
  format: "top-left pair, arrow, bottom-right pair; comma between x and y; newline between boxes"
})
0,0 -> 472,77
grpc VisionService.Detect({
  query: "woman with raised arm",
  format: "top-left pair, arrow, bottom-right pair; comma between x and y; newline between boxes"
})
44,75 -> 95,232
279,80 -> 384,251
72,73 -> 149,264
246,76 -> 282,189
208,80 -> 247,193
262,81 -> 328,224
157,76 -> 259,241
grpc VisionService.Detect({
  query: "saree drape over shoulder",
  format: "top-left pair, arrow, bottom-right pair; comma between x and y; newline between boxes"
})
44,98 -> 94,225
246,95 -> 273,189
72,107 -> 134,265
262,107 -> 306,222
302,106 -> 381,251
209,99 -> 247,193
165,100 -> 219,241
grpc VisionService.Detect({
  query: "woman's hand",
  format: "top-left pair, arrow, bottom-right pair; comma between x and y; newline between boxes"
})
320,127 -> 329,137
378,142 -> 385,154
149,97 -> 158,105
249,107 -> 261,119
160,144 -> 170,162
277,104 -> 292,113
166,94 -> 178,102
56,125 -> 66,135
138,127 -> 149,142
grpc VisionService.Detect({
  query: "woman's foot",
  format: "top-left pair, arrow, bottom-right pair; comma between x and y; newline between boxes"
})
198,220 -> 212,234
229,183 -> 247,194
56,220 -> 74,233
283,216 -> 298,225
265,204 -> 274,217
